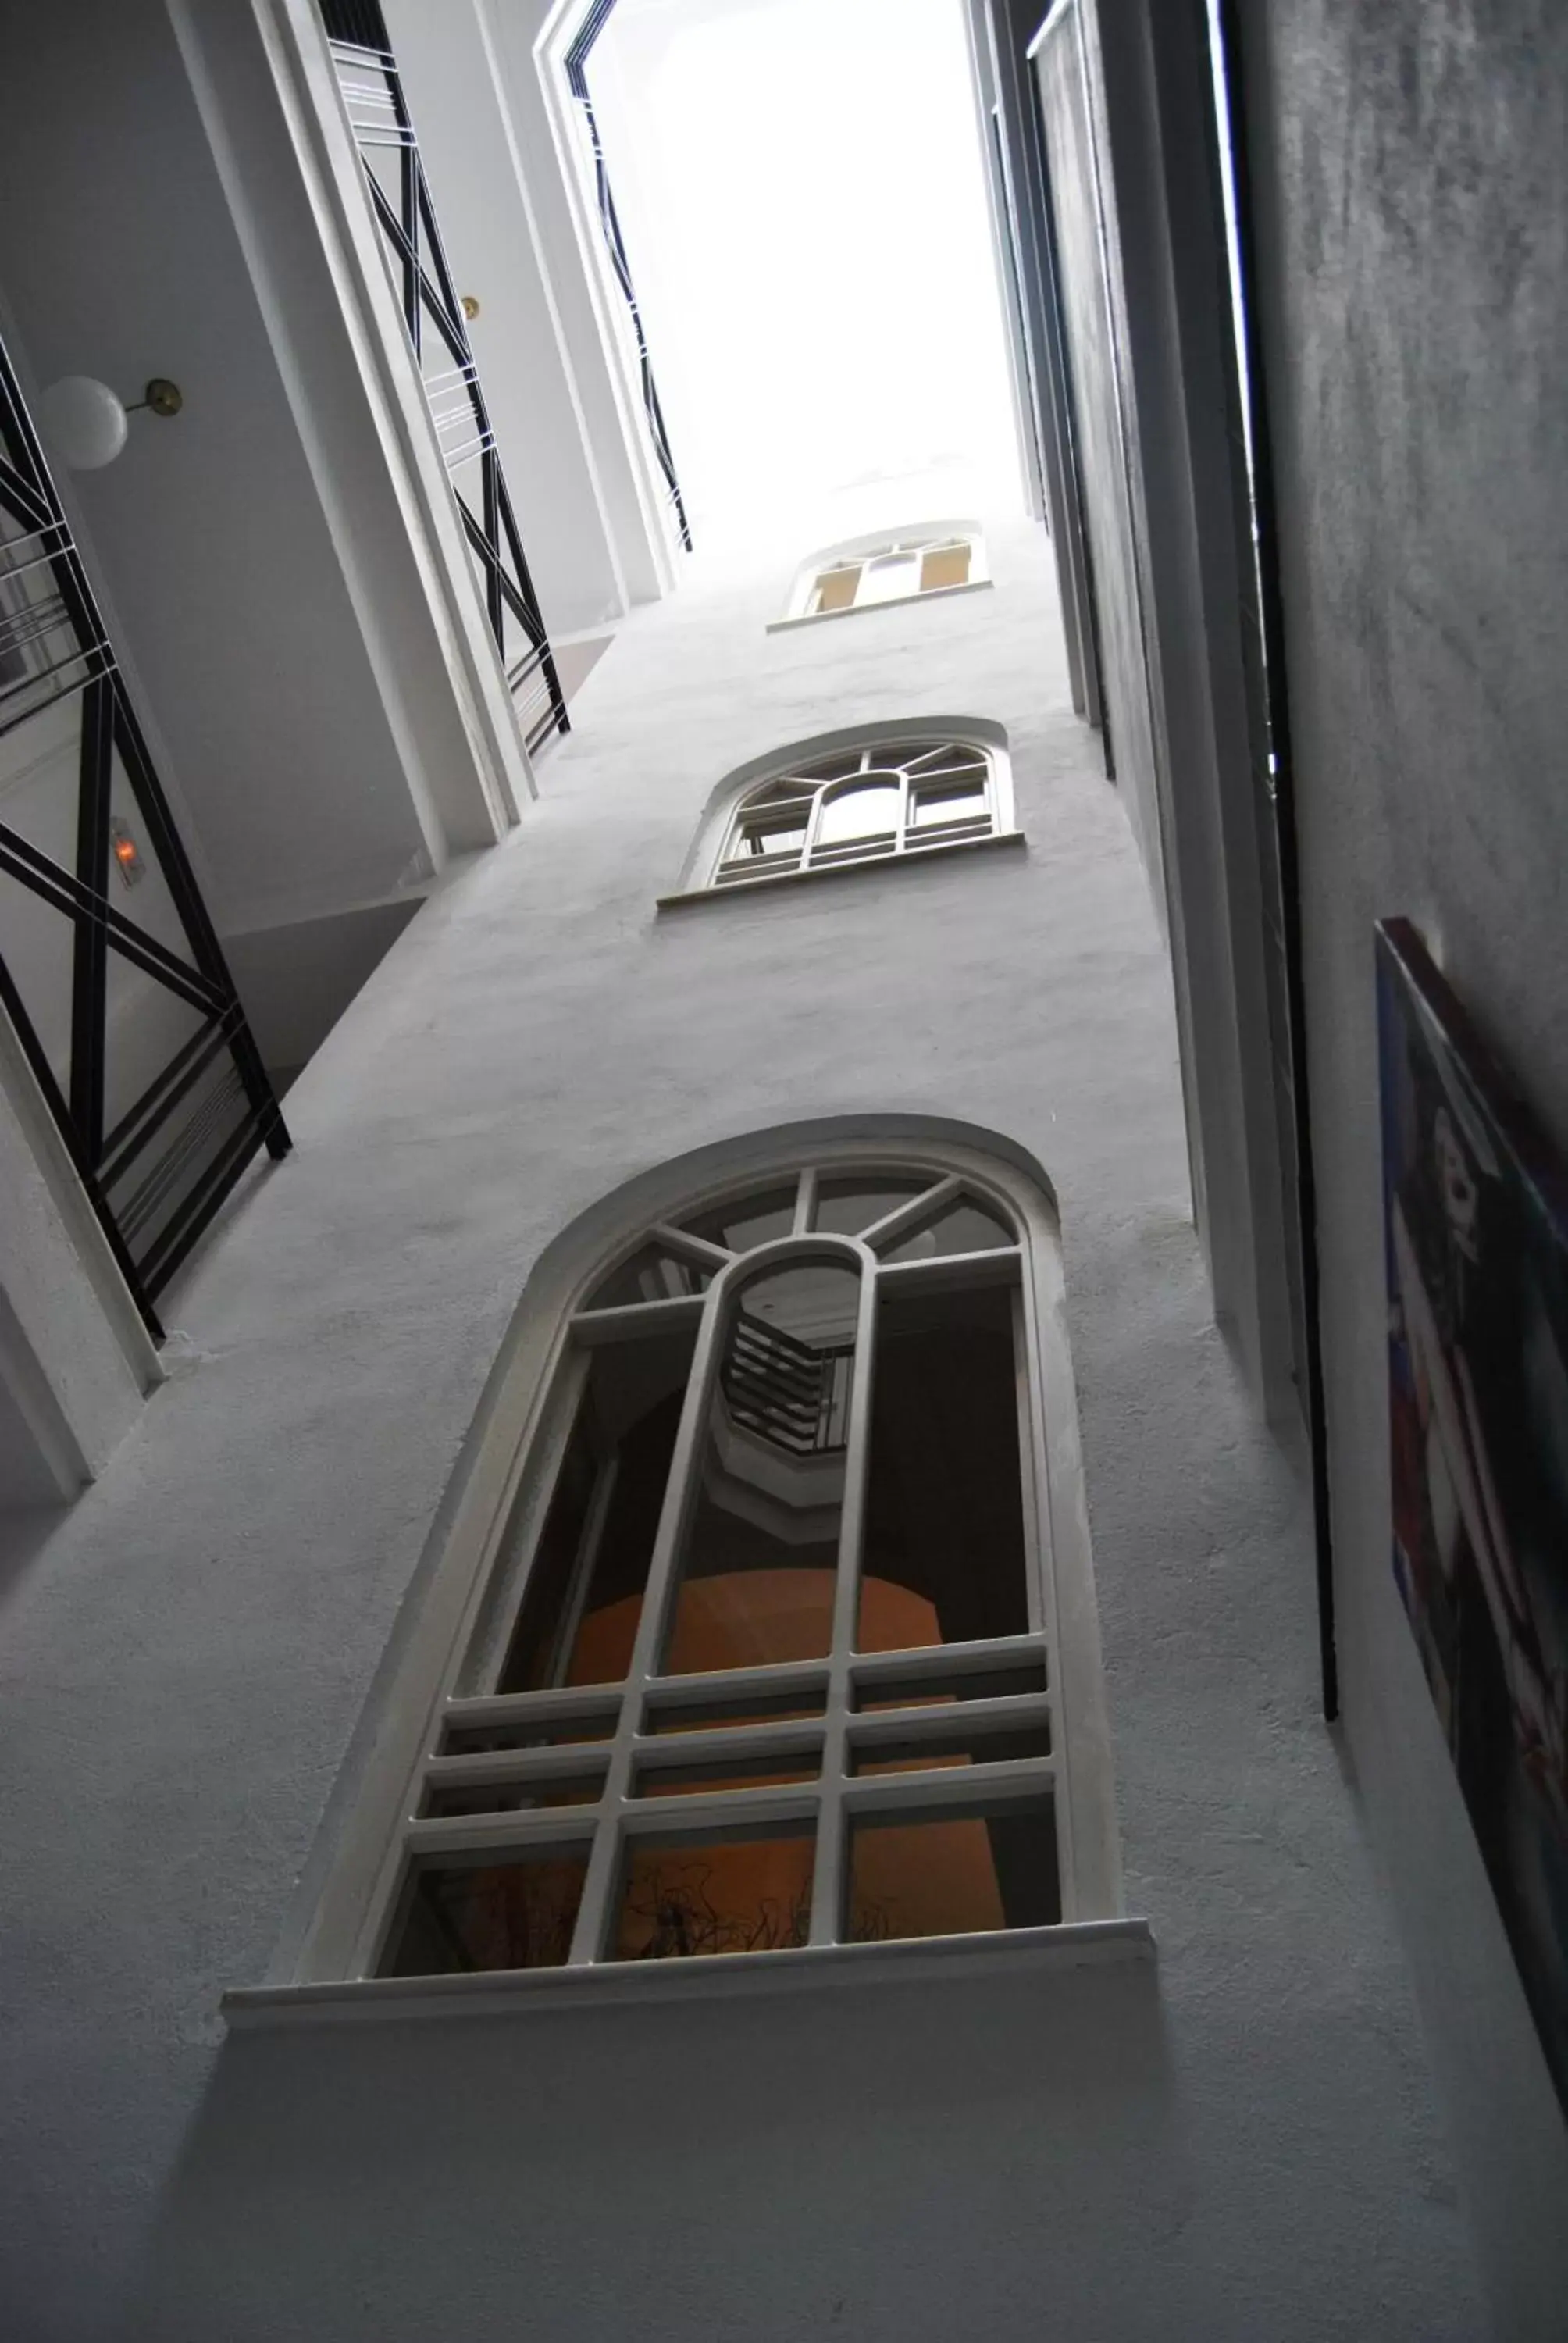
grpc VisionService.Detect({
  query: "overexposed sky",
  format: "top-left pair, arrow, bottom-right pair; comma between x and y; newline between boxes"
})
589,0 -> 1024,545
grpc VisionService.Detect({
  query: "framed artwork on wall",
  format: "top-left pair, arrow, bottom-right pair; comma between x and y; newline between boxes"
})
1377,917 -> 1568,2110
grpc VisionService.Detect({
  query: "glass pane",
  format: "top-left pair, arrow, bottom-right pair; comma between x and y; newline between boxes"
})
732,810 -> 808,861
880,1195 -> 1015,1262
663,1260 -> 859,1674
583,1246 -> 711,1311
613,1827 -> 814,1959
791,749 -> 865,783
680,1186 -> 798,1254
497,1325 -> 697,1692
858,1281 -> 1030,1650
852,1657 -> 1046,1711
380,1847 -> 589,1976
441,1709 -> 615,1756
851,1722 -> 1049,1774
811,1174 -> 934,1237
811,565 -> 859,614
905,741 -> 983,776
920,543 -> 971,592
632,1749 -> 820,1797
859,552 -> 921,605
422,1769 -> 605,1818
910,782 -> 989,829
814,780 -> 900,847
847,1799 -> 1059,1940
646,1685 -> 827,1732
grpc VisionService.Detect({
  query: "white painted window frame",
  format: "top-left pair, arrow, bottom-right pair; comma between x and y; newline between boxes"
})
690,733 -> 1017,901
771,525 -> 992,633
251,1136 -> 1124,2016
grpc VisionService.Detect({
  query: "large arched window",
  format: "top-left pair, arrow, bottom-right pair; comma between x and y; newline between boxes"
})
709,735 -> 1011,890
318,1142 -> 1120,1991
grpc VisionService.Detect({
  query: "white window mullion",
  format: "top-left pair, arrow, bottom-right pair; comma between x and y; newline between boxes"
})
800,783 -> 829,872
811,1249 -> 881,1945
566,1278 -> 732,1964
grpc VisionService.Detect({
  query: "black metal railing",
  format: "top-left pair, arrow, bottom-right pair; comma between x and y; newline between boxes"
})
565,0 -> 692,551
0,333 -> 288,1335
321,0 -> 569,756
723,1312 -> 853,1457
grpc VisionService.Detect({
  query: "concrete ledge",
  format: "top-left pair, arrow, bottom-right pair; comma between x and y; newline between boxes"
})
223,1916 -> 1155,2028
657,828 -> 1028,913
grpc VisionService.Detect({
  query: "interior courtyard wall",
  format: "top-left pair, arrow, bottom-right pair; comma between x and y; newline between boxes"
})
0,516 -> 1480,2337
1231,3 -> 1568,2331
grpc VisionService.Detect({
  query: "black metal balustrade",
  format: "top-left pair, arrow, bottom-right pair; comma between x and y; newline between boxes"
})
321,0 -> 569,756
565,0 -> 692,551
723,1311 -> 853,1457
0,333 -> 288,1334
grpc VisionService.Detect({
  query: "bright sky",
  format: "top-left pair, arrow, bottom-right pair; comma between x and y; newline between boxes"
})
588,0 -> 1025,547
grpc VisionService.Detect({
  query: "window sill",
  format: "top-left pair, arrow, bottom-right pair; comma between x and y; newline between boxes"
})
766,577 -> 994,633
223,1917 -> 1153,2031
657,827 -> 1028,913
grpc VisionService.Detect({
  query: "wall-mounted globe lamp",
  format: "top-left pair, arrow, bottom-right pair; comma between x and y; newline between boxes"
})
36,375 -> 184,472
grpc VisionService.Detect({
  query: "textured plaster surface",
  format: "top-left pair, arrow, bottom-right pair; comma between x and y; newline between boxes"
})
0,519 -> 1479,2336
1233,2 -> 1568,2331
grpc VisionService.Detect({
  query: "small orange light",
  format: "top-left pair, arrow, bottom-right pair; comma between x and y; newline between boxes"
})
113,835 -> 137,865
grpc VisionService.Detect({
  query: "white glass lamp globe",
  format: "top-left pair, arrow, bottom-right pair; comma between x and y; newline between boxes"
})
37,376 -> 129,471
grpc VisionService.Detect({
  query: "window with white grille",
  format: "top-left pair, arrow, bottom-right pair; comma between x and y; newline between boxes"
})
778,530 -> 988,626
340,1147 -> 1118,1985
711,736 -> 1006,890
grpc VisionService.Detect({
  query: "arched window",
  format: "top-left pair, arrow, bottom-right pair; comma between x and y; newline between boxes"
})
711,735 -> 1010,890
777,526 -> 989,626
333,1143 -> 1119,1988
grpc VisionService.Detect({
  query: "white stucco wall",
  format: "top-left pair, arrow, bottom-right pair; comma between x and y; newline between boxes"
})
1232,2 -> 1568,2331
0,519 -> 1481,2337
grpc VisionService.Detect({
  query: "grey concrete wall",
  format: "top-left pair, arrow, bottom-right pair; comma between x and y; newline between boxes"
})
1231,2 -> 1568,2332
0,519 -> 1479,2337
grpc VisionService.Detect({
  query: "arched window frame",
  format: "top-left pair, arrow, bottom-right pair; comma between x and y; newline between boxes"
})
254,1132 -> 1131,2013
772,523 -> 991,630
658,724 -> 1023,907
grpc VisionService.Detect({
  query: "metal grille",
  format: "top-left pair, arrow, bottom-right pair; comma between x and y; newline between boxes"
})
321,0 -> 569,757
565,0 -> 692,551
0,332 -> 288,1332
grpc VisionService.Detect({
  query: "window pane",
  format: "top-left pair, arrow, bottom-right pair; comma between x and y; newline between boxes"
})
380,1847 -> 589,1976
852,1657 -> 1046,1711
732,816 -> 807,860
811,1173 -> 934,1236
632,1749 -> 821,1797
859,1281 -> 1030,1650
497,1326 -> 697,1692
663,1260 -> 860,1674
815,780 -> 900,847
646,1684 -> 827,1732
859,552 -> 920,605
583,1246 -> 711,1310
850,1722 -> 1049,1774
811,565 -> 859,613
907,741 -> 984,776
422,1769 -> 605,1818
441,1706 -> 616,1756
879,1195 -> 1015,1262
846,1799 -> 1058,1941
680,1185 -> 798,1253
910,782 -> 989,829
613,1827 -> 814,1959
920,543 -> 971,592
